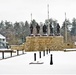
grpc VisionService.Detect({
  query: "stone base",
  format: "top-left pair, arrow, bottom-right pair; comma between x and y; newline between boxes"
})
49,33 -> 54,36
29,34 -> 34,36
35,34 -> 41,36
42,34 -> 48,36
55,33 -> 60,36
24,36 -> 65,51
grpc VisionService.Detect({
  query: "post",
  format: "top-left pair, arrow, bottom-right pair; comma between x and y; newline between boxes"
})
17,50 -> 19,55
49,49 -> 50,53
2,52 -> 4,59
46,50 -> 48,54
39,51 -> 41,58
22,50 -> 24,54
43,50 -> 45,56
34,53 -> 36,61
10,51 -> 12,57
50,54 -> 53,65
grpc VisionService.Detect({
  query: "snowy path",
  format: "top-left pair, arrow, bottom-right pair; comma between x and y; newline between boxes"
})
0,51 -> 76,74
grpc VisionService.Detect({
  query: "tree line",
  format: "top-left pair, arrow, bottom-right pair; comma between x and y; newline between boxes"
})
0,18 -> 76,45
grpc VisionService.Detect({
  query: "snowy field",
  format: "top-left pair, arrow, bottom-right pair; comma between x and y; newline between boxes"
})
0,50 -> 76,74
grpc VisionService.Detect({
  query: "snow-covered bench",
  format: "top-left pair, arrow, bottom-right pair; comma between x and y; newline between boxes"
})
0,49 -> 15,59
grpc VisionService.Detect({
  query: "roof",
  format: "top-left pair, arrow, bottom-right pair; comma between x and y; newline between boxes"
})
0,34 -> 6,39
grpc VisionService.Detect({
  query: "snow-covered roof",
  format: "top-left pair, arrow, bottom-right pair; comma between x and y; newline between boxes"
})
0,34 -> 6,39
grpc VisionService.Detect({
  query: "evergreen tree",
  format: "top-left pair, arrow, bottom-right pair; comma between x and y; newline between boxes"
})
0,20 -> 5,35
0,20 -> 4,29
14,22 -> 21,36
32,19 -> 37,27
71,18 -> 76,35
25,21 -> 30,37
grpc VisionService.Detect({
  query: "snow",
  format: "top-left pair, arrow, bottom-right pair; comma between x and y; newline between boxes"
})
0,34 -> 5,39
64,48 -> 76,50
0,48 -> 11,51
0,51 -> 76,74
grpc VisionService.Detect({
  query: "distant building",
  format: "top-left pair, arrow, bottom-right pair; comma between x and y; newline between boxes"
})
0,34 -> 6,48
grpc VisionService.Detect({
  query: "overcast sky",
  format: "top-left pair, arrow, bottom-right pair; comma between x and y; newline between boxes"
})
0,0 -> 76,25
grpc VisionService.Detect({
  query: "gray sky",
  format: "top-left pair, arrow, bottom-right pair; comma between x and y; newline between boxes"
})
0,0 -> 76,25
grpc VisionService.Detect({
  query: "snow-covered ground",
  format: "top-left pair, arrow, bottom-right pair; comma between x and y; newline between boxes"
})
0,50 -> 76,74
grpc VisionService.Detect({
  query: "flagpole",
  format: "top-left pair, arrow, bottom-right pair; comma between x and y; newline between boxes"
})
47,4 -> 50,35
64,12 -> 67,42
31,13 -> 32,23
47,4 -> 49,20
